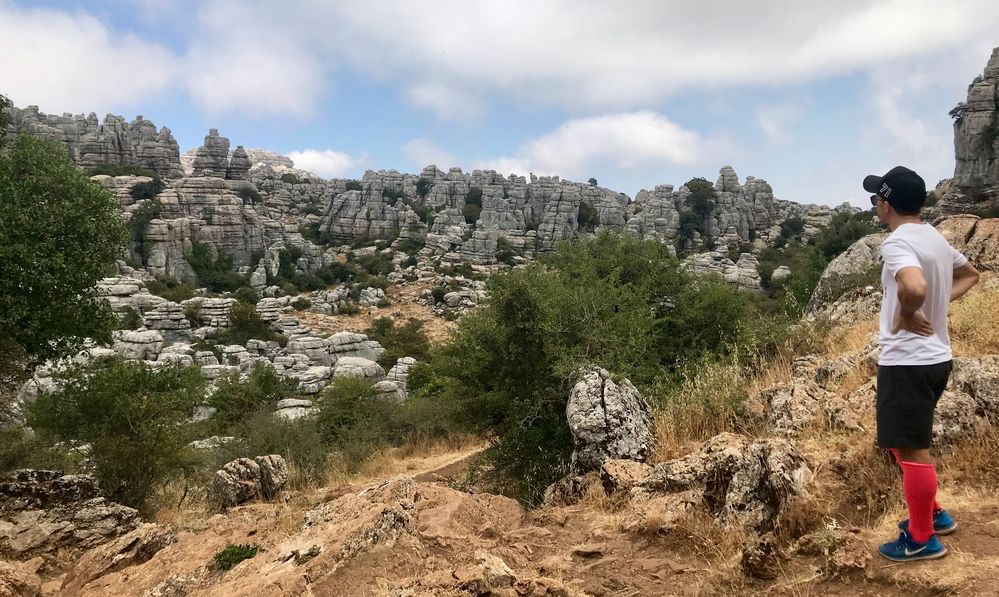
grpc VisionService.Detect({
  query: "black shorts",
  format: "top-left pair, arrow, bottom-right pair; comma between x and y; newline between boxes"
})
876,361 -> 952,450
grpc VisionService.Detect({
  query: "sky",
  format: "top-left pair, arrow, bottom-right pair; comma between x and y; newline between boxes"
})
2,0 -> 998,208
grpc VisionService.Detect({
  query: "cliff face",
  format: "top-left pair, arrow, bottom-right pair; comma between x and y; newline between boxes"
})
953,47 -> 999,190
9,106 -> 184,179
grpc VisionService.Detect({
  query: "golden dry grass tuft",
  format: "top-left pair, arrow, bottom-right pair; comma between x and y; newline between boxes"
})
832,442 -> 904,527
651,356 -> 759,462
941,423 -> 999,489
950,279 -> 999,356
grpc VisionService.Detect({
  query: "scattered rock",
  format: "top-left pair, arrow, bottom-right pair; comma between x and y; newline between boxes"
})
208,455 -> 288,510
60,523 -> 176,594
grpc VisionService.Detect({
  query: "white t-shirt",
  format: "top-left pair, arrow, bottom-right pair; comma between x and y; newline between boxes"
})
879,222 -> 968,366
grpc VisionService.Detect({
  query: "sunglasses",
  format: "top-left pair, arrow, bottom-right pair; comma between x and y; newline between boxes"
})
869,194 -> 880,207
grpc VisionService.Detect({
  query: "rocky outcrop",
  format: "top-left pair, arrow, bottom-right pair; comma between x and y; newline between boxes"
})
805,232 -> 886,323
952,47 -> 999,190
566,366 -> 655,473
60,523 -> 176,595
208,455 -> 289,510
0,470 -> 141,570
638,432 -> 811,531
687,249 -> 763,292
10,106 -> 183,178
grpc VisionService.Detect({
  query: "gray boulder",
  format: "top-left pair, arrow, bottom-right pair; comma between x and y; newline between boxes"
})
208,455 -> 288,510
566,366 -> 654,473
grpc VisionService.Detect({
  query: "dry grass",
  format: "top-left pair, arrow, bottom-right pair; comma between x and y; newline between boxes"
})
831,442 -> 903,527
652,356 -> 760,462
325,433 -> 483,487
940,423 -> 999,489
950,279 -> 999,356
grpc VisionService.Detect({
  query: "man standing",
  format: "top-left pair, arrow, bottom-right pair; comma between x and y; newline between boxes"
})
864,166 -> 980,562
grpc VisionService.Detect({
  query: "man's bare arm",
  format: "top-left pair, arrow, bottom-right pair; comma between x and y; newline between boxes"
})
951,261 -> 980,302
896,266 -> 927,315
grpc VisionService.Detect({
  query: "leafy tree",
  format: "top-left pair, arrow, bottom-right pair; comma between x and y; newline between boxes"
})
187,242 -> 245,292
365,317 -> 431,368
813,210 -> 876,260
422,232 -> 763,502
218,302 -> 280,345
208,363 -> 297,433
415,177 -> 432,198
779,216 -> 805,242
0,93 -> 12,146
0,135 -> 128,379
684,178 -> 716,219
587,177 -> 598,186
28,359 -> 204,512
577,202 -> 599,232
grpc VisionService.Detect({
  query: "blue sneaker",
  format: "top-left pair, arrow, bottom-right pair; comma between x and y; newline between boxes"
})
898,509 -> 958,536
878,529 -> 947,562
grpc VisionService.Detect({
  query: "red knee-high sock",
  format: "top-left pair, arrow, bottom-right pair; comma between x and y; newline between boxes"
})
891,449 -> 941,512
900,460 -> 938,543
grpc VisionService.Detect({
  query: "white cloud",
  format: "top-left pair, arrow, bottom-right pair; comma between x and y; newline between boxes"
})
405,81 -> 486,121
401,138 -> 457,170
0,2 -> 179,114
474,111 -> 715,180
756,101 -> 806,145
285,149 -> 367,178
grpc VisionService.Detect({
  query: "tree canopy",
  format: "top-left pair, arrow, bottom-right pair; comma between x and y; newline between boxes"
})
0,134 -> 128,379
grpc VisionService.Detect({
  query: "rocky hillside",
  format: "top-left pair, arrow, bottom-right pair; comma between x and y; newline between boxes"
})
8,103 -> 847,288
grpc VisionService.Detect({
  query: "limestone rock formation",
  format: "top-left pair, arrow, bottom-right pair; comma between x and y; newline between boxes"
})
208,455 -> 288,510
638,432 -> 811,531
10,106 -> 183,178
0,470 -> 141,570
952,46 -> 999,190
60,523 -> 176,595
566,366 -> 654,473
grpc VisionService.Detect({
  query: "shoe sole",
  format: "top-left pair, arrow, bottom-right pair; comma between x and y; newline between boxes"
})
936,522 -> 958,536
879,546 -> 948,563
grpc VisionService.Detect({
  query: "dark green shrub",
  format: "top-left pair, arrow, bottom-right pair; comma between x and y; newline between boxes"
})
420,231 -> 767,503
462,203 -> 482,224
218,302 -> 279,345
357,252 -> 394,277
587,177 -> 598,186
382,187 -> 404,205
465,187 -> 483,207
291,297 -> 312,311
402,255 -> 419,268
576,203 -> 599,232
28,359 -> 204,513
280,173 -> 302,185
339,303 -> 360,315
300,222 -> 331,246
779,216 -> 805,242
129,199 -> 163,261
130,178 -> 165,201
315,377 -> 395,466
812,210 -> 876,260
495,237 -> 519,266
231,286 -> 259,305
146,275 -> 196,303
431,286 -> 448,304
237,187 -> 262,205
0,426 -> 78,474
317,262 -> 355,284
345,180 -> 364,191
412,204 -> 435,226
415,177 -> 432,198
213,544 -> 258,571
187,242 -> 245,293
365,317 -> 431,368
228,410 -> 331,488
208,363 -> 297,433
120,306 -> 143,330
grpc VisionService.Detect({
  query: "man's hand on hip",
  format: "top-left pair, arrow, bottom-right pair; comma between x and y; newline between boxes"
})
892,310 -> 933,336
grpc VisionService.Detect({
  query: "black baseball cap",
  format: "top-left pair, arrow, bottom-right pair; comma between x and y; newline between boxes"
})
862,166 -> 926,213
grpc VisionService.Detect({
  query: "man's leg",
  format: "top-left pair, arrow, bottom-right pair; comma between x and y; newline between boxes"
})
891,448 -> 942,512
896,446 -> 938,544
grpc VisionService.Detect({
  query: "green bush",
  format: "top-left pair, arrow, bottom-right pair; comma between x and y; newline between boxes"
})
415,177 -> 432,198
383,187 -> 404,205
812,210 -> 877,260
419,231 -> 769,503
576,202 -> 599,232
465,187 -> 483,207
0,426 -> 78,474
366,317 -> 431,368
317,262 -> 355,284
128,199 -> 163,261
130,178 -> 165,201
213,544 -> 258,571
345,180 -> 364,191
462,203 -> 482,225
28,359 -> 204,513
280,173 -> 302,185
237,187 -> 262,205
187,242 -> 246,293
208,363 -> 297,433
228,410 -> 331,489
218,302 -> 280,346
779,216 -> 805,242
291,297 -> 312,311
412,204 -> 435,226
315,377 -> 396,466
231,286 -> 259,305
145,274 -> 196,303
357,252 -> 394,277
120,306 -> 143,330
